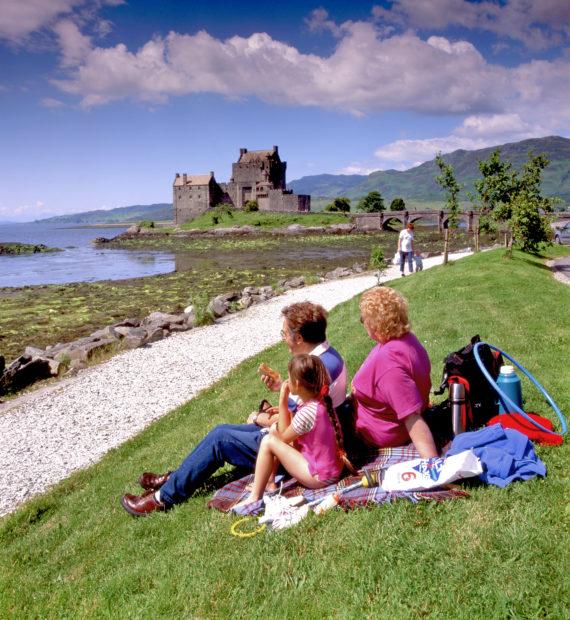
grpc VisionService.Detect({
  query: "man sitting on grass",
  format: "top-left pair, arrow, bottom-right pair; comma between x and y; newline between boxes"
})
121,301 -> 348,516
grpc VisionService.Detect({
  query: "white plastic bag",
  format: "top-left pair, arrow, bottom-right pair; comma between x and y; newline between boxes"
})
381,450 -> 482,492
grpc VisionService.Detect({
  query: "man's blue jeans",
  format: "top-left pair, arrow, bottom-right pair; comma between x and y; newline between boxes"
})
159,423 -> 263,506
400,250 -> 413,274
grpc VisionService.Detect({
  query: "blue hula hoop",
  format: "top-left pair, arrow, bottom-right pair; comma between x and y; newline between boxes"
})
473,342 -> 567,436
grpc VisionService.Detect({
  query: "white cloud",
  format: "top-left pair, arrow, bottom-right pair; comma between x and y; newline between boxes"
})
52,23 -> 514,115
373,113 -> 558,170
53,19 -> 92,66
0,200 -> 50,219
372,0 -> 570,50
0,0 -> 122,43
40,96 -> 66,108
0,0 -> 81,41
304,8 -> 344,37
337,164 -> 379,175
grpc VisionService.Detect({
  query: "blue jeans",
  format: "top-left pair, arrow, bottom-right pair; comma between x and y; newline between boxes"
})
400,250 -> 413,274
159,423 -> 263,506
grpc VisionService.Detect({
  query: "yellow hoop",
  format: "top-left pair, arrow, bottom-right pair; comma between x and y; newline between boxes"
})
230,517 -> 266,538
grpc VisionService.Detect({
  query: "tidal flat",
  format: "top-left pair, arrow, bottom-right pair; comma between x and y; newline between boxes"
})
0,229 -> 484,365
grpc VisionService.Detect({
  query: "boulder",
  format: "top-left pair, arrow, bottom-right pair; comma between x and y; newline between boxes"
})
90,325 -> 120,341
55,338 -> 116,363
282,276 -> 305,290
258,286 -> 274,299
143,312 -> 186,329
122,335 -> 145,350
168,323 -> 193,333
113,318 -> 141,328
208,296 -> 229,318
238,296 -> 253,310
242,286 -> 259,296
329,223 -> 355,233
324,266 -> 353,280
284,224 -> 304,234
143,328 -> 166,345
114,326 -> 147,338
0,355 -> 52,394
184,312 -> 195,328
24,346 -> 46,358
126,225 -> 141,235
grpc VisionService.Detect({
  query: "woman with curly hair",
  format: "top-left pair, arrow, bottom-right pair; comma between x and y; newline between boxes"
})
353,287 -> 437,457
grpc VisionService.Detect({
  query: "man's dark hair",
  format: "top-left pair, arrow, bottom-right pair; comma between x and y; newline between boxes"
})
281,301 -> 328,344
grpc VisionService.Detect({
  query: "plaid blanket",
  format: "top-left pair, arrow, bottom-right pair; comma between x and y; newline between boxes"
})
207,445 -> 469,516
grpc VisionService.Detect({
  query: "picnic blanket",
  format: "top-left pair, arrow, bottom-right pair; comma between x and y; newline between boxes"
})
208,445 -> 469,516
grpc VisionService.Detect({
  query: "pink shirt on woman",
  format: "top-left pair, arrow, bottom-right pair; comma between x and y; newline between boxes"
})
352,332 -> 431,448
292,399 -> 343,481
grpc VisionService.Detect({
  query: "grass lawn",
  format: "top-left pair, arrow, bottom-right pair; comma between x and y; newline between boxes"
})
1,247 -> 569,619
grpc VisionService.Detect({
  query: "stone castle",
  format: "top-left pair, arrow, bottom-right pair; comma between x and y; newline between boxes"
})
173,146 -> 310,225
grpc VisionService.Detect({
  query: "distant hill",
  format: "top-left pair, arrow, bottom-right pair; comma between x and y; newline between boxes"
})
289,136 -> 570,204
35,203 -> 173,224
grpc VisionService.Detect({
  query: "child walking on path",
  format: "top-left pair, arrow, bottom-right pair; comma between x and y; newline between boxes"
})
235,354 -> 353,509
414,250 -> 424,272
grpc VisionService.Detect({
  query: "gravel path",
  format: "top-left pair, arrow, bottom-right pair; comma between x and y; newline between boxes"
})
548,256 -> 570,286
0,251 -> 470,517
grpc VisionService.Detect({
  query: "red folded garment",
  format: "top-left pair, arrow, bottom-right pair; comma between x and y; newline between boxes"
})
486,412 -> 564,446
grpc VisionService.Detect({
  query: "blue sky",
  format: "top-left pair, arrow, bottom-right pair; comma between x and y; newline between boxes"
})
1,0 -> 569,221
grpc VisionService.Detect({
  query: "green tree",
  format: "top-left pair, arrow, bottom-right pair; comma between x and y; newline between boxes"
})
357,191 -> 384,213
369,246 -> 387,285
390,197 -> 405,211
435,153 -> 462,229
471,149 -> 518,232
325,197 -> 351,213
493,152 -> 553,254
244,200 -> 259,212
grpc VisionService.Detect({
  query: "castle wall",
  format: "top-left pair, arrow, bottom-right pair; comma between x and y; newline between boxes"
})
266,189 -> 311,212
174,185 -> 210,225
174,147 -> 309,223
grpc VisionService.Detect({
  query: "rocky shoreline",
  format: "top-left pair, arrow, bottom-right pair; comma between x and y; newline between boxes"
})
0,268 -> 369,397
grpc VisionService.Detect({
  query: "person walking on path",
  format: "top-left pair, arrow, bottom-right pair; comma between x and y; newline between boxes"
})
121,301 -> 347,517
398,223 -> 415,276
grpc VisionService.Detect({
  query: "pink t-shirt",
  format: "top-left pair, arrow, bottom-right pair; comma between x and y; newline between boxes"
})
292,399 -> 343,481
352,332 -> 431,448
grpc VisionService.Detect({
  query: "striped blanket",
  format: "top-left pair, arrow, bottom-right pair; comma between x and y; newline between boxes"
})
207,445 -> 469,516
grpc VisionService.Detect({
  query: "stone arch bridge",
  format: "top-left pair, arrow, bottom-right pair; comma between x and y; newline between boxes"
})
352,210 -> 480,232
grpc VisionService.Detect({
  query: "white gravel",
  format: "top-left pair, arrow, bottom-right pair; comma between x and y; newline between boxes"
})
0,251 -> 471,517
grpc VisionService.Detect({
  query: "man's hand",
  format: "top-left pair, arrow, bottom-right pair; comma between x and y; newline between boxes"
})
261,373 -> 282,392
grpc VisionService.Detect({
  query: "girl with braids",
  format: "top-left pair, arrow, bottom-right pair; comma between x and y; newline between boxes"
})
235,354 -> 354,508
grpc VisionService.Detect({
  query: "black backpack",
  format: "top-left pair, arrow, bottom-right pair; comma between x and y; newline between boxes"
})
424,335 -> 503,449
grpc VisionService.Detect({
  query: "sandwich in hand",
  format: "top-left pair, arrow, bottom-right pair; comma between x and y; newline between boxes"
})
258,363 -> 280,382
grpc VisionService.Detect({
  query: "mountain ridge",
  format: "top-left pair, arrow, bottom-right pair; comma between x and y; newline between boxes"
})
289,136 -> 570,204
34,203 -> 173,224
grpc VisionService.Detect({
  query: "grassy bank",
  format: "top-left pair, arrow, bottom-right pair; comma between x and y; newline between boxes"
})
0,229 -> 480,365
1,247 -> 569,618
180,208 -> 349,230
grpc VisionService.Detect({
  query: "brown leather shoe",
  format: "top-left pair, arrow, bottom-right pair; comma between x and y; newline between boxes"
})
138,471 -> 171,491
121,491 -> 165,517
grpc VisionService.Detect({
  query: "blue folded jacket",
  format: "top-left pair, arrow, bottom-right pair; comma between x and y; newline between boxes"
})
447,423 -> 546,488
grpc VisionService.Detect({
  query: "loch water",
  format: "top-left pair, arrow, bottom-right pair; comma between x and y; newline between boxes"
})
0,223 -> 175,287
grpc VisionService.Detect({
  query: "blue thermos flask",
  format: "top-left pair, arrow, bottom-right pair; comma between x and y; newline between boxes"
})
496,365 -> 522,414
